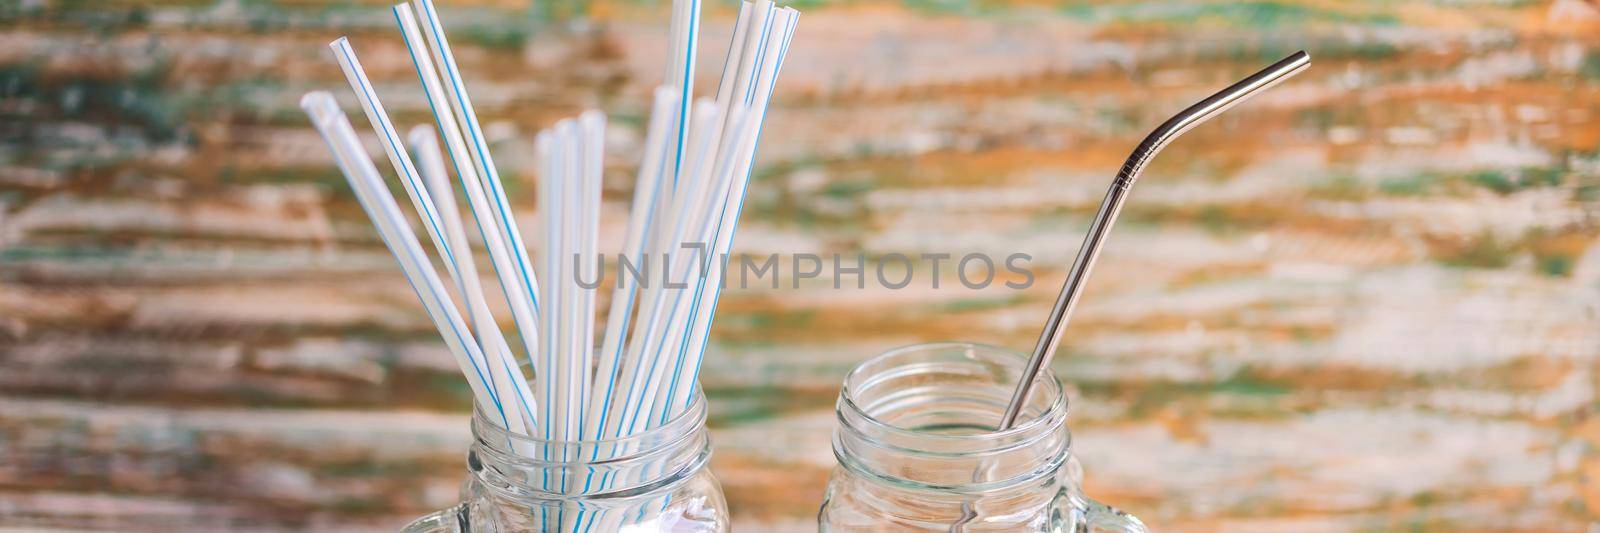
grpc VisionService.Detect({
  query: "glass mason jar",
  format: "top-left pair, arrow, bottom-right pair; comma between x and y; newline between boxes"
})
818,343 -> 1147,532
405,392 -> 728,532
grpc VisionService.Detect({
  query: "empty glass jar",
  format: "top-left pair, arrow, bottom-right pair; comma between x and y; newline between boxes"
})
818,342 -> 1146,532
404,392 -> 728,532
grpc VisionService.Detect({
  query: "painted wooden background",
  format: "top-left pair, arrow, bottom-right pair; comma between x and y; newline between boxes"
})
3,0 -> 1599,530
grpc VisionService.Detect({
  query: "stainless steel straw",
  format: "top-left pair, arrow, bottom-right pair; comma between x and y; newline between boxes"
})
996,51 -> 1311,431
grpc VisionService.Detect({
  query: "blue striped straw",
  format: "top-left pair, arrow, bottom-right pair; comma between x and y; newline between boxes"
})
394,4 -> 545,402
653,109 -> 756,427
666,0 -> 702,190
406,127 -> 540,434
585,87 -> 678,448
301,92 -> 512,430
407,126 -> 472,317
609,101 -> 721,440
329,38 -> 459,287
670,10 -> 798,416
657,7 -> 796,426
327,37 -> 537,435
410,0 -> 543,320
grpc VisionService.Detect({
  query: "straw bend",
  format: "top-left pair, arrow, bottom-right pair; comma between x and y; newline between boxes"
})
997,50 -> 1311,431
1113,50 -> 1310,191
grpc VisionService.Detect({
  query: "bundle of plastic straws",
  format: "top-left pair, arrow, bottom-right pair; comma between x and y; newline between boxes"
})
301,0 -> 796,456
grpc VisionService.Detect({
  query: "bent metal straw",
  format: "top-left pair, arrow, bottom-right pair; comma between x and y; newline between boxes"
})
997,51 -> 1312,431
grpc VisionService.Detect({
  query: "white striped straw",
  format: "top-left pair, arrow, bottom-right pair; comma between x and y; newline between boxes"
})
727,1 -> 775,118
639,100 -> 746,427
412,124 -> 540,434
608,100 -> 722,438
394,3 -> 543,378
565,118 -> 584,447
553,112 -> 600,521
532,129 -> 561,522
592,0 -> 716,435
328,37 -> 536,435
572,110 -> 605,443
663,0 -> 702,188
553,117 -> 579,457
552,118 -> 579,450
646,108 -> 753,428
556,127 -> 577,531
537,123 -> 567,447
663,7 -> 799,422
328,38 -> 459,298
301,91 -> 506,427
409,0 -> 543,319
704,2 -> 754,150
407,125 -> 470,306
584,87 -> 677,446
713,3 -> 754,109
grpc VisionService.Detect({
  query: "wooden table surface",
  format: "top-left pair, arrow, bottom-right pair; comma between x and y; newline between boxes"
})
2,1 -> 1599,530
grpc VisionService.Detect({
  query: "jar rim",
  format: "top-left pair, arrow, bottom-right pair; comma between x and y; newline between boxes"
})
462,390 -> 713,500
470,389 -> 709,465
838,342 -> 1068,444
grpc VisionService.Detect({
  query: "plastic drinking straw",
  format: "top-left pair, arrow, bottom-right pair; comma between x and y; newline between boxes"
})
649,107 -> 755,426
997,51 -> 1312,431
641,103 -> 740,428
632,1 -> 699,269
529,129 -> 558,532
545,110 -> 604,531
726,1 -> 775,116
573,111 -> 605,440
585,87 -> 677,445
555,120 -> 576,533
701,0 -> 762,153
652,6 -> 796,422
637,98 -> 739,430
301,91 -> 508,428
411,125 -> 542,435
394,3 -> 544,379
574,94 -> 676,531
409,0 -> 544,321
536,123 -> 568,473
328,38 -> 456,286
407,125 -> 470,306
555,119 -> 580,508
668,7 -> 799,419
533,130 -> 552,437
561,118 -> 582,446
664,0 -> 701,188
327,38 -> 536,435
710,3 -> 754,127
606,101 -> 721,440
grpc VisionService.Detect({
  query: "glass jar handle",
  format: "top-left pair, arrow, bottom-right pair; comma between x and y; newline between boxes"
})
1063,454 -> 1147,532
1078,496 -> 1148,533
401,503 -> 466,533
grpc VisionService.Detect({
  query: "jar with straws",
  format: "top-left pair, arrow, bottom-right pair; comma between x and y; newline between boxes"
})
404,392 -> 724,532
302,0 -> 799,530
819,51 -> 1311,532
